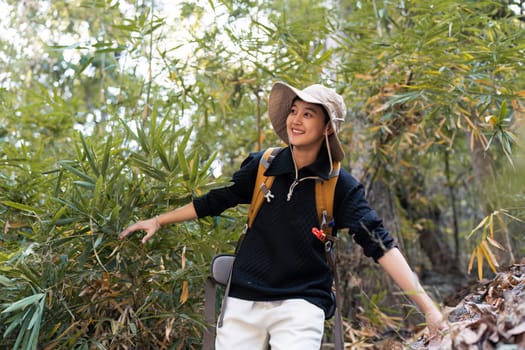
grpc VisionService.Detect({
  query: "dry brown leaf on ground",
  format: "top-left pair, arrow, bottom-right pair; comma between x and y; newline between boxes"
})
418,262 -> 525,349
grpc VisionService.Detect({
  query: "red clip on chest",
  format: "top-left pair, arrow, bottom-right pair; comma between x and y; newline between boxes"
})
311,227 -> 326,242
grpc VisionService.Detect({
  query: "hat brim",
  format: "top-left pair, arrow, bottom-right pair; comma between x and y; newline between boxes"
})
268,82 -> 345,162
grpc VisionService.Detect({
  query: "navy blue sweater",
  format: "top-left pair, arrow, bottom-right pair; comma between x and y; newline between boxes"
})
193,146 -> 395,315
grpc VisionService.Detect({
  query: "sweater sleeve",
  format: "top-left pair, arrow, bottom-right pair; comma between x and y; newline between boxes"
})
192,151 -> 262,218
335,170 -> 396,261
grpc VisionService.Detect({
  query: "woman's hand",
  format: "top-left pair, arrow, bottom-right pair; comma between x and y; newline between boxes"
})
425,307 -> 449,338
118,216 -> 161,244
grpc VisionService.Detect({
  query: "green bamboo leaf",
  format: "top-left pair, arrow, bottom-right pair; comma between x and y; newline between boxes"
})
52,217 -> 81,226
27,296 -> 44,330
179,126 -> 193,151
312,48 -> 333,65
80,0 -> 106,8
136,121 -> 150,154
95,46 -> 126,54
143,22 -> 165,36
175,127 -> 193,179
0,274 -> 13,286
53,168 -> 64,197
50,205 -> 68,225
12,309 -> 36,350
485,134 -> 495,151
156,141 -> 172,172
177,147 -> 190,179
150,105 -> 158,132
109,205 -> 120,224
15,264 -> 42,287
93,175 -> 104,208
0,251 -> 16,263
3,312 -> 22,337
51,197 -> 89,218
111,23 -> 139,32
75,56 -> 94,77
73,181 -> 96,189
27,317 -> 42,350
194,151 -> 218,186
129,156 -> 167,181
45,42 -> 87,50
189,152 -> 199,183
499,99 -> 508,119
59,161 -> 95,184
80,134 -> 100,177
0,201 -> 39,214
107,161 -> 127,186
1,293 -> 45,314
93,234 -> 104,249
101,134 -> 112,178
119,118 -> 138,141
198,150 -> 218,182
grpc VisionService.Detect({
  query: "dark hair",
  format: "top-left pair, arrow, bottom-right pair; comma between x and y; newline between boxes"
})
291,97 -> 330,124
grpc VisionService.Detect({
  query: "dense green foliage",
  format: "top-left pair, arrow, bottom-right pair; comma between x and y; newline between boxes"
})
1,0 -> 524,348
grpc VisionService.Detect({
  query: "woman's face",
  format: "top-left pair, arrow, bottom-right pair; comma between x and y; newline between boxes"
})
286,99 -> 331,152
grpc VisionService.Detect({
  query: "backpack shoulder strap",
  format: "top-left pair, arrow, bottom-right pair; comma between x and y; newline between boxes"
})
247,147 -> 281,228
248,149 -> 340,232
315,161 -> 340,237
315,162 -> 343,350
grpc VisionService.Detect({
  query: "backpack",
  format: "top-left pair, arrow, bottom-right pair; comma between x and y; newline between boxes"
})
202,147 -> 344,350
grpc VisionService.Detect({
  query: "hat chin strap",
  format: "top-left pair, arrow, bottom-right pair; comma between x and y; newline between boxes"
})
289,131 -> 334,176
325,131 -> 334,176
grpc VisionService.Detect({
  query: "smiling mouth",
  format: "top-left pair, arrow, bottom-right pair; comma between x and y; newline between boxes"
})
291,128 -> 305,135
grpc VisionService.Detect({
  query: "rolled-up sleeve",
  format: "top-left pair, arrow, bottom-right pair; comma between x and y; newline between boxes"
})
335,171 -> 396,261
193,152 -> 261,218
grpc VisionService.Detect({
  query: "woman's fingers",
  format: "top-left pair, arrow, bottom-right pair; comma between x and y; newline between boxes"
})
118,219 -> 158,242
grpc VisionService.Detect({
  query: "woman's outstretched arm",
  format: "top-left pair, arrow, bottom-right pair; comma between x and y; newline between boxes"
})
118,202 -> 198,244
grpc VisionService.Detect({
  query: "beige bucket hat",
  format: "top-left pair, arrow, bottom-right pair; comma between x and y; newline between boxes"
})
268,81 -> 347,162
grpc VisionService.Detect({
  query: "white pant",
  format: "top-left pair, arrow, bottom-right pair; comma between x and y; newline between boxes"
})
215,297 -> 325,350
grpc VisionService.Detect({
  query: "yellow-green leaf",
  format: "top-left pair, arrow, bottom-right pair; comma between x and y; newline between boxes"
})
477,246 -> 484,280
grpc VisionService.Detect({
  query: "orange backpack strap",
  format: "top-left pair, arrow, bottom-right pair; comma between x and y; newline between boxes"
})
247,147 -> 282,228
315,162 -> 340,237
315,162 -> 343,350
